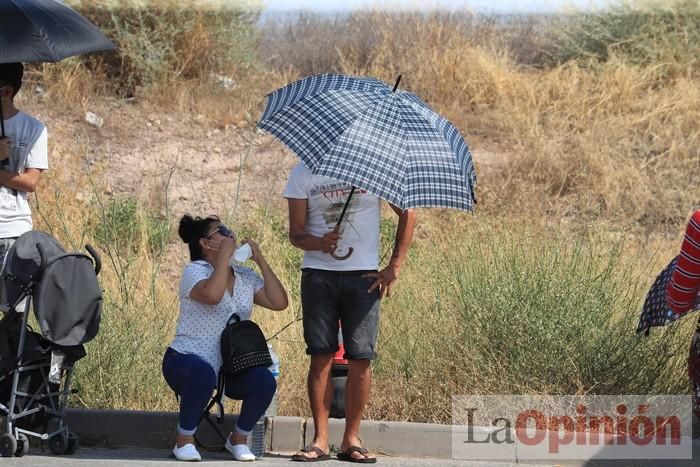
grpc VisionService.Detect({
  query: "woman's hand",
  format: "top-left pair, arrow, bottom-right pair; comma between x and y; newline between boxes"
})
214,236 -> 237,263
247,238 -> 288,311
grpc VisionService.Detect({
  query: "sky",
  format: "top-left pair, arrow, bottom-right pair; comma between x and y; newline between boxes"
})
262,0 -> 617,14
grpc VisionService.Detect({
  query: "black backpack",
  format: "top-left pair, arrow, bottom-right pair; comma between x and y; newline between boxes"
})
220,314 -> 271,376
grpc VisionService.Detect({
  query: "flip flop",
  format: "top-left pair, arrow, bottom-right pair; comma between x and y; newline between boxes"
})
291,445 -> 331,462
336,446 -> 377,464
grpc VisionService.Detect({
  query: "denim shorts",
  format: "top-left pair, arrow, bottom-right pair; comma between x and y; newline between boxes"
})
300,268 -> 380,360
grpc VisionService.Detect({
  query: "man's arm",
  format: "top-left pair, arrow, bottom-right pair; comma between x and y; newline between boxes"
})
0,168 -> 42,193
365,204 -> 417,299
287,197 -> 339,253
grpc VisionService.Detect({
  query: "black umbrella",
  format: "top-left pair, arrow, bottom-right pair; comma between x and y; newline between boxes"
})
0,0 -> 116,136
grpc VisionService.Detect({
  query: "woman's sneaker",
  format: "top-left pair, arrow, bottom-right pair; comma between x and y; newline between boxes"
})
173,443 -> 201,461
225,434 -> 255,461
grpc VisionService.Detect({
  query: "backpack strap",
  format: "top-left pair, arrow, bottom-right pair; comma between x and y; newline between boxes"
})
194,370 -> 228,451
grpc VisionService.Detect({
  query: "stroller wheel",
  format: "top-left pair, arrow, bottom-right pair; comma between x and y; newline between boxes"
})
15,433 -> 29,457
0,433 -> 17,457
66,432 -> 79,455
48,432 -> 67,455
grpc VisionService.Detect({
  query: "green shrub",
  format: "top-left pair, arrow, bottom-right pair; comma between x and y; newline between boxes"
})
371,221 -> 692,422
69,0 -> 260,96
93,197 -> 171,256
549,1 -> 700,74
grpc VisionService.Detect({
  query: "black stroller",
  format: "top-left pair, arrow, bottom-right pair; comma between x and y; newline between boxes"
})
0,231 -> 102,457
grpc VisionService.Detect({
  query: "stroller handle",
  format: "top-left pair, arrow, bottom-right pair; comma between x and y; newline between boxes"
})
36,243 -> 102,276
36,242 -> 48,274
85,245 -> 102,275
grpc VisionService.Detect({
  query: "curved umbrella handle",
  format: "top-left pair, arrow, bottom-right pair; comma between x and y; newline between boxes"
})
330,224 -> 353,260
331,247 -> 353,261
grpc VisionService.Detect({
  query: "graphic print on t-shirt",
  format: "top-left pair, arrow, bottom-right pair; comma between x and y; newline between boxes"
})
312,181 -> 366,261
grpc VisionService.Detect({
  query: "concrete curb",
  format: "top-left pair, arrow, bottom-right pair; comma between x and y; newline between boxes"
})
65,409 -> 700,465
64,409 -> 239,449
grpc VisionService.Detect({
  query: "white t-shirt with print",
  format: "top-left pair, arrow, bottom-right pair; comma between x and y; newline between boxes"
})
283,162 -> 381,271
0,111 -> 49,238
169,260 -> 264,374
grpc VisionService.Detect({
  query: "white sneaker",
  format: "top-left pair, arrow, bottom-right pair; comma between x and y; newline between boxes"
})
225,434 -> 256,461
172,443 -> 201,461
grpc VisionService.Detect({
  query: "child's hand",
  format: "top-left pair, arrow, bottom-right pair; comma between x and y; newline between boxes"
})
0,137 -> 11,161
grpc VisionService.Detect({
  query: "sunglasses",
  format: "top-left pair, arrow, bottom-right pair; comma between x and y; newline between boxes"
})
205,225 -> 235,240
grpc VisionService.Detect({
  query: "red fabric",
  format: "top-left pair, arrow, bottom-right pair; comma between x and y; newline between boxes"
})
667,210 -> 700,315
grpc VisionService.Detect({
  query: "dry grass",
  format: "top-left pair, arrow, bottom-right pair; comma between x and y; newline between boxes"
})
16,0 -> 700,420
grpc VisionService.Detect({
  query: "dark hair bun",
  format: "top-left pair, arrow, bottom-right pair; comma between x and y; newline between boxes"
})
178,215 -> 195,243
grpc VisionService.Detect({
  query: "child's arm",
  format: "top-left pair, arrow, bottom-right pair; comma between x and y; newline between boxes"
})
0,168 -> 42,192
0,138 -> 10,161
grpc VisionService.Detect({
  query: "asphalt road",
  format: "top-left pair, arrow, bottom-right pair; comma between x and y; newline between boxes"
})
1,448 -> 535,466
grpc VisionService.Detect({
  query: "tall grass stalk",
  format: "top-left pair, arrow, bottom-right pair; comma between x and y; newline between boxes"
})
17,0 -> 698,422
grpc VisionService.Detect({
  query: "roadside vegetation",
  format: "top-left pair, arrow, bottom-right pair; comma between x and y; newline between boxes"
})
18,0 -> 699,422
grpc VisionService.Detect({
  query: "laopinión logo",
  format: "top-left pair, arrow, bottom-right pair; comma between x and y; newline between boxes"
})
451,395 -> 693,460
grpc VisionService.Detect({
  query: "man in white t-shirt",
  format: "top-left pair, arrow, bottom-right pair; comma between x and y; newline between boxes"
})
284,162 -> 417,463
0,63 -> 49,310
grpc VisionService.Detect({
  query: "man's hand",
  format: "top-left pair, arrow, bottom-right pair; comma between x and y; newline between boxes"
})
319,230 -> 341,254
0,137 -> 11,161
364,264 -> 400,300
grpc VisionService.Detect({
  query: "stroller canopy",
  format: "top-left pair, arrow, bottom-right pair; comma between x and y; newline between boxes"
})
2,231 -> 102,346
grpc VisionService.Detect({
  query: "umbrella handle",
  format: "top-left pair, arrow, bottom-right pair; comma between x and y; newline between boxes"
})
331,247 -> 353,261
330,224 -> 353,260
392,75 -> 402,93
335,186 -> 356,228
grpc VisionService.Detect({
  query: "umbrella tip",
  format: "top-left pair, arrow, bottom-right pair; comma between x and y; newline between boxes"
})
392,75 -> 402,93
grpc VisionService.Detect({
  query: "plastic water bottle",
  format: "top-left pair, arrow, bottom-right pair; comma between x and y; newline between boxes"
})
230,243 -> 252,267
248,344 -> 280,458
249,418 -> 265,458
266,344 -> 280,417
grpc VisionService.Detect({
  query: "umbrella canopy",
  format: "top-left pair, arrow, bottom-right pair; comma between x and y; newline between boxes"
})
638,256 -> 700,336
258,74 -> 477,215
0,0 -> 115,137
638,210 -> 700,335
0,0 -> 115,64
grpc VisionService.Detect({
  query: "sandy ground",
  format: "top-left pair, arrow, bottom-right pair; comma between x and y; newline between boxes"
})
23,96 -> 503,222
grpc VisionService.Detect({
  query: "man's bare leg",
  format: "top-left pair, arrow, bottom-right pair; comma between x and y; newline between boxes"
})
340,359 -> 376,461
293,353 -> 333,460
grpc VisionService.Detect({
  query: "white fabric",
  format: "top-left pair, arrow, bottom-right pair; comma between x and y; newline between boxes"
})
169,260 -> 264,374
225,435 -> 256,461
172,443 -> 201,461
283,162 -> 381,271
0,111 -> 48,238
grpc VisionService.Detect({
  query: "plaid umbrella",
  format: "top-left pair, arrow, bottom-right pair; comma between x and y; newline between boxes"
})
258,74 -> 476,221
638,256 -> 700,336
